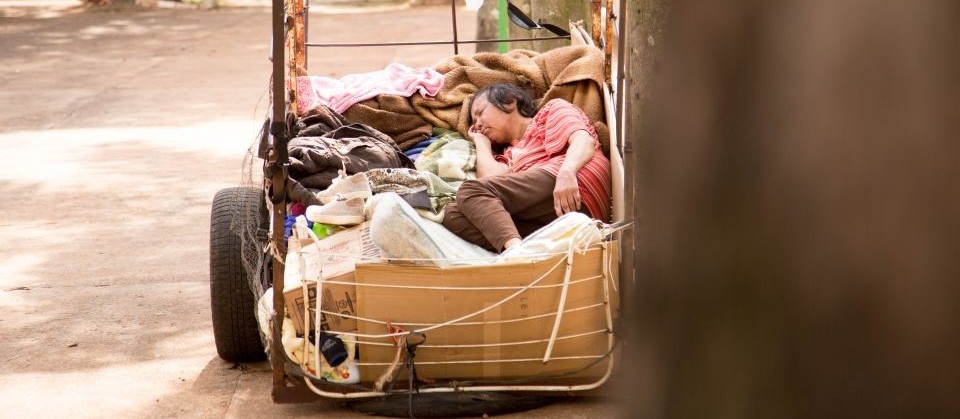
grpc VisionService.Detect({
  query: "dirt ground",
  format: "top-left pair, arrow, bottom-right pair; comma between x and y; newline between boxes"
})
0,3 -> 620,418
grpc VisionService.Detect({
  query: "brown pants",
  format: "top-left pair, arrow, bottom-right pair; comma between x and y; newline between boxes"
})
442,168 -> 559,252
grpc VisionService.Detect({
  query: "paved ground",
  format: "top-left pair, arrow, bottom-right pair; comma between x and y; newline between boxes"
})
0,3 -> 620,418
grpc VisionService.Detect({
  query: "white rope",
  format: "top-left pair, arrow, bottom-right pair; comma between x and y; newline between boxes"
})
356,354 -> 606,367
289,244 -> 608,265
286,222 -> 622,398
318,274 -> 602,291
540,221 -> 609,363
542,248 -> 574,363
332,256 -> 568,339
601,220 -> 634,237
319,302 -> 604,328
316,239 -> 609,340
354,328 -> 609,348
601,244 -> 615,351
264,239 -> 285,268
602,240 -> 618,292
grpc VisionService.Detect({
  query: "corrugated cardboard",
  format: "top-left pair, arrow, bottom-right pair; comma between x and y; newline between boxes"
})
354,243 -> 619,384
284,271 -> 358,333
284,222 -> 382,334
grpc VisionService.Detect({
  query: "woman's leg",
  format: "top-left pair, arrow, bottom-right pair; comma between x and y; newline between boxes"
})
442,169 -> 557,252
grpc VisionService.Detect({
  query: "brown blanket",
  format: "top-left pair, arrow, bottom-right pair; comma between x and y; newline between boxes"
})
343,94 -> 433,151
344,44 -> 610,153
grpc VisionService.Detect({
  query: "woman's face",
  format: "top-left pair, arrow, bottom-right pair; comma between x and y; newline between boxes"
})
470,94 -> 516,145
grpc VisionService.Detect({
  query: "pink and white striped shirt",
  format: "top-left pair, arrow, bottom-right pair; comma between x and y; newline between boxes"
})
496,99 -> 611,221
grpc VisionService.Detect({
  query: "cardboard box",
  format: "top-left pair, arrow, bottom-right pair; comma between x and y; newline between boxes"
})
284,271 -> 358,333
354,243 -> 620,384
283,223 -> 382,334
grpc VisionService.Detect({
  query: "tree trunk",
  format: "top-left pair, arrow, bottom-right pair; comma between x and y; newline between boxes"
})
529,0 -> 589,51
475,0 -> 500,53
475,0 -> 592,53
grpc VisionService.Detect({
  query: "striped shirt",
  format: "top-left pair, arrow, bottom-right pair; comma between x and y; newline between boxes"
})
495,99 -> 612,221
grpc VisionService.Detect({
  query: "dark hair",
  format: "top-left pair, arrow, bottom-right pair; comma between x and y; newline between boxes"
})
468,83 -> 538,126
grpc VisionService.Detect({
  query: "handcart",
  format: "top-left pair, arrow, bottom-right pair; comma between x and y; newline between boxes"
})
209,0 -> 633,416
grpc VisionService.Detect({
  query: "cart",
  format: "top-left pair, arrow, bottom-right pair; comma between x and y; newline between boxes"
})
209,0 -> 633,416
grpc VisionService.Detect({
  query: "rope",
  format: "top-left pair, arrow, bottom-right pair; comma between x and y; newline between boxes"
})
284,241 -> 612,265
264,239 -> 285,271
354,328 -> 609,348
374,330 -> 406,391
320,302 -> 604,329
298,236 -> 612,341
284,221 -> 625,396
602,240 -> 618,292
356,354 -> 607,367
336,256 -> 569,340
542,248 -> 575,363
317,274 -> 603,291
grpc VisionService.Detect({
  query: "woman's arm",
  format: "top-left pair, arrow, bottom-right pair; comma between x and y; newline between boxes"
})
470,129 -> 509,178
553,130 -> 596,216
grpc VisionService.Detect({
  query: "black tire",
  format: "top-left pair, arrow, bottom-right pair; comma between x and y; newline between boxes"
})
210,186 -> 268,362
348,392 -> 551,418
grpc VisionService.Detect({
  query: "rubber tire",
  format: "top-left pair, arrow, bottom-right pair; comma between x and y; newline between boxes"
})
348,392 -> 551,418
210,186 -> 268,363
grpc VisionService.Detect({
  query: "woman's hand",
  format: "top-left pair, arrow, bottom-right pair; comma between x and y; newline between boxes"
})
553,131 -> 595,216
468,126 -> 493,151
470,125 -> 509,178
553,168 -> 581,216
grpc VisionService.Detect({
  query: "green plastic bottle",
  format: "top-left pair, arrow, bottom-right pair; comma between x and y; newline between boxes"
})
311,222 -> 342,239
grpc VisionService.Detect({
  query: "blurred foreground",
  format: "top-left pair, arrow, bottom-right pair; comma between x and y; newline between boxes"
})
623,1 -> 959,417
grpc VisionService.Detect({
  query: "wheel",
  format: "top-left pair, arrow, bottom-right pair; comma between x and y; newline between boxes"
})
210,186 -> 268,362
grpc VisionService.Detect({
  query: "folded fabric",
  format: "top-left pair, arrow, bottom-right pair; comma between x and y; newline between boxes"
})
366,167 -> 461,222
297,63 -> 445,115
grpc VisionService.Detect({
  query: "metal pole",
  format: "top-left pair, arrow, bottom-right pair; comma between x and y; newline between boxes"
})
269,0 -> 290,396
450,0 -> 460,55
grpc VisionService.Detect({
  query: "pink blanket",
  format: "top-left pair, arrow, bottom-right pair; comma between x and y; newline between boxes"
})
296,63 -> 444,116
